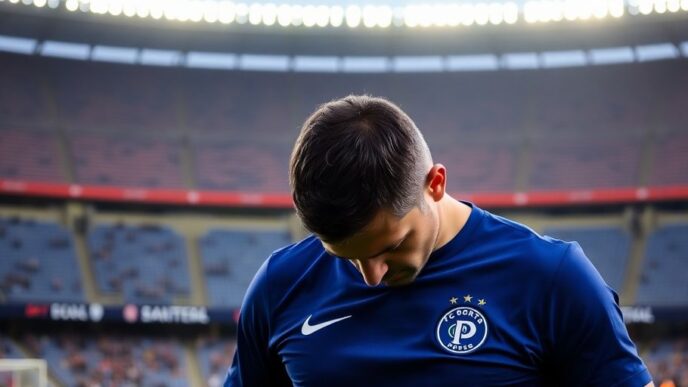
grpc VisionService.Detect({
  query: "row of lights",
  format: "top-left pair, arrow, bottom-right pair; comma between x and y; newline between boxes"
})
3,0 -> 688,27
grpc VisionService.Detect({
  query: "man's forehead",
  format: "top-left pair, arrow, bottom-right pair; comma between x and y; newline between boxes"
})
321,209 -> 411,258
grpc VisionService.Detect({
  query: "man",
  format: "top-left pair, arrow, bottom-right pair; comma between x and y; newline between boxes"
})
226,95 -> 653,386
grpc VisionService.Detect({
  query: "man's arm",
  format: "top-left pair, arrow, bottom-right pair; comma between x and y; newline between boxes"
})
224,258 -> 291,387
543,242 -> 653,387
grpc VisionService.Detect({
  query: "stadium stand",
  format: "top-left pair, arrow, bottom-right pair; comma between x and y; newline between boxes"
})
0,336 -> 26,359
0,55 -> 52,127
542,225 -> 631,292
649,132 -> 688,187
192,140 -> 290,192
636,222 -> 688,306
2,53 -> 688,192
88,223 -> 191,304
0,129 -> 65,183
196,337 -> 236,387
199,228 -> 291,307
0,216 -> 84,303
17,333 -> 188,387
643,336 -> 688,387
528,137 -> 643,190
50,59 -> 181,133
69,133 -> 185,188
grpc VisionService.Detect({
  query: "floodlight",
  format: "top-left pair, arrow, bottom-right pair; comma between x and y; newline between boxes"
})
262,3 -> 277,26
474,3 -> 490,25
277,4 -> 291,26
345,5 -> 361,28
504,2 -> 518,23
315,5 -> 329,27
203,1 -> 219,23
303,5 -> 317,27
330,5 -> 344,27
65,0 -> 78,11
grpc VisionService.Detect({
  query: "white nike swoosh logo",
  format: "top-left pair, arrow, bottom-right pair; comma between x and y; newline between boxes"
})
301,314 -> 352,336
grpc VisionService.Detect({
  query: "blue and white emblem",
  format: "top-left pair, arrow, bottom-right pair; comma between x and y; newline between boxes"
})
436,306 -> 488,354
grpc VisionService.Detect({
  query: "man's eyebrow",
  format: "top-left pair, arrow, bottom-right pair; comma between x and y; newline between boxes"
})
326,233 -> 408,261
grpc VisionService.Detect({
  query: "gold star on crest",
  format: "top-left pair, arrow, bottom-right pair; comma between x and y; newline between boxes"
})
478,299 -> 487,306
463,295 -> 473,303
449,297 -> 458,305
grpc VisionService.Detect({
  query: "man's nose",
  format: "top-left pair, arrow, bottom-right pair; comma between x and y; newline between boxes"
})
357,257 -> 389,287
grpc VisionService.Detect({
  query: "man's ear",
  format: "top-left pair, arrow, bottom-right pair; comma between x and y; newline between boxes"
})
426,164 -> 446,202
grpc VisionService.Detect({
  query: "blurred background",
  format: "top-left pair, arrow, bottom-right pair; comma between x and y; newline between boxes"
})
0,0 -> 687,385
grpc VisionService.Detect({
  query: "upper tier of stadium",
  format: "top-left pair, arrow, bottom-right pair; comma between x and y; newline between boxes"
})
1,50 -> 686,195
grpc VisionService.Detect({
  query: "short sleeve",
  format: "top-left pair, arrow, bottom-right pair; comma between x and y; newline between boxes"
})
543,242 -> 652,387
224,258 -> 292,387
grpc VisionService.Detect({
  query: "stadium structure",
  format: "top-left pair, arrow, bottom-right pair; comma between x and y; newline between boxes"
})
0,0 -> 687,385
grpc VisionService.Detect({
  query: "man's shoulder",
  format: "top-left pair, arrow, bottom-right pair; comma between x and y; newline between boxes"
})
477,209 -> 577,277
261,234 -> 328,284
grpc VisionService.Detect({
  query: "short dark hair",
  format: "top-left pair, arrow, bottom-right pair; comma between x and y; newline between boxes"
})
289,95 -> 431,243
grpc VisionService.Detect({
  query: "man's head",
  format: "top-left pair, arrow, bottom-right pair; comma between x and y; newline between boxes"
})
290,95 -> 447,287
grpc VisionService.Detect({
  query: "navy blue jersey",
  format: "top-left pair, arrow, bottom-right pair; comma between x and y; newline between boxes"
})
226,203 -> 651,387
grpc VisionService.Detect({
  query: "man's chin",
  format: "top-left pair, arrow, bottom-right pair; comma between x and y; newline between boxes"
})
383,272 -> 416,287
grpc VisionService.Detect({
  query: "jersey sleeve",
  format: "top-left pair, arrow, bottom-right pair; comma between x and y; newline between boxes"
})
543,242 -> 652,387
224,257 -> 292,387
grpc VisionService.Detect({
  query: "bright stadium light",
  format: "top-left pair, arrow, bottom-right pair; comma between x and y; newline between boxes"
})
667,0 -> 680,12
33,0 -> 47,7
330,5 -> 344,27
682,0 -> 688,11
345,5 -> 361,28
474,3 -> 490,25
64,0 -> 77,12
315,5 -> 329,27
248,3 -> 262,25
289,5 -> 303,26
638,0 -> 654,14
303,5 -> 317,27
593,1 -> 609,18
654,0 -> 667,13
263,3 -> 277,26
488,3 -> 504,25
218,1 -> 236,24
277,4 -> 291,26
235,3 -> 249,24
122,0 -> 136,17
610,0 -> 625,17
108,0 -> 124,17
203,1 -> 219,23
149,0 -> 164,19
460,4 -> 475,26
503,1 -> 518,23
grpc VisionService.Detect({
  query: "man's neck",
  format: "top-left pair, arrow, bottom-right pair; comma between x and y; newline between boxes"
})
434,196 -> 472,251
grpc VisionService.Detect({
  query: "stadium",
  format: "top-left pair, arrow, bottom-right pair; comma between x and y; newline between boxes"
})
0,0 -> 687,385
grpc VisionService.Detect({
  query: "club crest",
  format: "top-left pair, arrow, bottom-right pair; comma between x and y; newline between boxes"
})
436,306 -> 488,354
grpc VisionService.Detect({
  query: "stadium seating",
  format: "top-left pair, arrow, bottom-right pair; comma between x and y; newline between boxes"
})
0,54 -> 52,127
88,223 -> 191,304
69,133 -> 185,188
193,141 -> 290,192
0,336 -> 26,359
17,333 -> 187,387
50,58 -> 181,132
528,138 -> 642,190
542,225 -> 631,292
648,132 -> 688,187
199,228 -> 291,307
642,335 -> 688,386
2,52 -> 688,191
196,337 -> 236,387
0,129 -> 65,183
0,216 -> 84,303
636,223 -> 688,306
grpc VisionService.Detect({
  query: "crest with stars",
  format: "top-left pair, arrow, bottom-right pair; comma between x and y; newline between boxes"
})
436,293 -> 489,355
